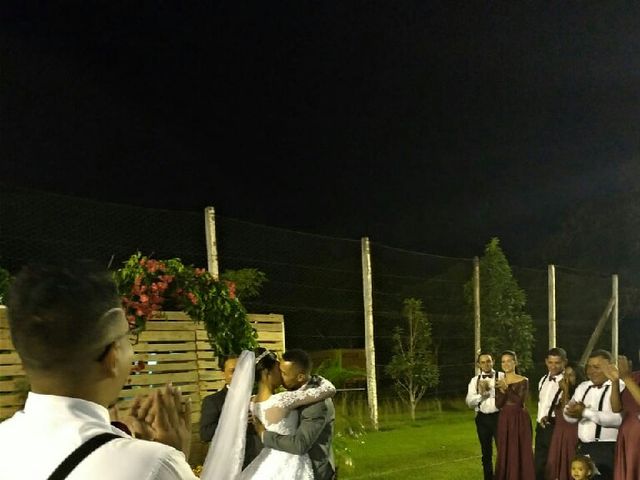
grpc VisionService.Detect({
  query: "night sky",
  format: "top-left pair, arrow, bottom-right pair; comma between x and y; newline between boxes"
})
2,2 -> 639,261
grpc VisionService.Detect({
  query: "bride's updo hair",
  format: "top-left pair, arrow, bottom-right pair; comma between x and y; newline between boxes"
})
255,347 -> 278,379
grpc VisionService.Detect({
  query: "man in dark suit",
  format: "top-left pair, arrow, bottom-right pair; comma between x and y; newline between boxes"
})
254,349 -> 336,480
200,354 -> 261,468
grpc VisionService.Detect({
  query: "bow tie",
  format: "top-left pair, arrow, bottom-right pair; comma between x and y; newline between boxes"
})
593,384 -> 605,389
481,374 -> 493,379
549,376 -> 556,382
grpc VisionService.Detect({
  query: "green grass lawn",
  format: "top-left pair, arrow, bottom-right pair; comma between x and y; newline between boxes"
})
338,408 -> 483,479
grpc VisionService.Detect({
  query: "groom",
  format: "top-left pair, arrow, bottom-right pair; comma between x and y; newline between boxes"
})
254,349 -> 336,480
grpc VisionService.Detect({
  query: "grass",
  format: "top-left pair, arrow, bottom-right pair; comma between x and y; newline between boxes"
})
338,409 -> 481,479
335,397 -> 538,480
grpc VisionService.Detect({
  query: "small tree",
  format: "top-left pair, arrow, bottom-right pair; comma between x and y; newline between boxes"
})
386,298 -> 439,421
465,237 -> 535,372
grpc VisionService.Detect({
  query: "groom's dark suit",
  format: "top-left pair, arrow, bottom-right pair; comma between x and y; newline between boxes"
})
200,387 -> 262,468
261,376 -> 336,480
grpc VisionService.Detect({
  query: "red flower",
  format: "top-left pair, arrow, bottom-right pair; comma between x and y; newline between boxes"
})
226,281 -> 237,300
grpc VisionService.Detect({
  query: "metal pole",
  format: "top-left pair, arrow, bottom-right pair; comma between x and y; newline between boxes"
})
612,274 -> 619,360
204,206 -> 220,280
361,237 -> 379,430
473,256 -> 481,375
548,265 -> 557,349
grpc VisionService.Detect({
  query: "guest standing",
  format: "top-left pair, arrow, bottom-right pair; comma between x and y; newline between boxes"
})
466,351 -> 504,480
495,350 -> 535,480
564,350 -> 624,480
607,355 -> 640,480
535,348 -> 568,480
546,362 -> 585,480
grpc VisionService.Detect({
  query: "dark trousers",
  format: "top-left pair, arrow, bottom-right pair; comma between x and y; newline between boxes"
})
578,441 -> 615,480
475,411 -> 499,480
534,422 -> 555,480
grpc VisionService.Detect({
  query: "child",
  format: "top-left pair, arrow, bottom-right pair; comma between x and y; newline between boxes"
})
570,454 -> 596,480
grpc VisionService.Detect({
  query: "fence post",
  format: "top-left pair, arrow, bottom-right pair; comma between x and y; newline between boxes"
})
204,206 -> 220,280
612,274 -> 619,361
473,256 -> 481,375
548,265 -> 556,349
361,237 -> 379,430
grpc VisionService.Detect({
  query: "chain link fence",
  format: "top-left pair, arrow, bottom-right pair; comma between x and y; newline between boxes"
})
1,184 -> 637,405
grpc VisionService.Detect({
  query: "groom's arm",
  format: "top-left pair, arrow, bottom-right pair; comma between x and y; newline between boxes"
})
261,400 -> 328,455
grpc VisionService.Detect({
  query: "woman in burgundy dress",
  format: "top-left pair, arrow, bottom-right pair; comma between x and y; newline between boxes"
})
545,362 -> 585,480
495,350 -> 535,480
608,355 -> 640,480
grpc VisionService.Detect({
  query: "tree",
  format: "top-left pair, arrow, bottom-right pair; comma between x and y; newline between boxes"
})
386,298 -> 439,421
466,238 -> 535,372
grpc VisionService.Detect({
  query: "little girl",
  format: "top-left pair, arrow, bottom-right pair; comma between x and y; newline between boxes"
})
570,455 -> 596,480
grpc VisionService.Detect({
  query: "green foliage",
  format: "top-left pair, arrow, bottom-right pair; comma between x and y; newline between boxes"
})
314,357 -> 366,389
465,237 -> 535,372
386,298 -> 439,420
220,268 -> 267,300
113,252 -> 258,356
0,266 -> 10,304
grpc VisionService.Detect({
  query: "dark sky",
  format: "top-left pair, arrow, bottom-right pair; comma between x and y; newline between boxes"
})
1,2 -> 639,259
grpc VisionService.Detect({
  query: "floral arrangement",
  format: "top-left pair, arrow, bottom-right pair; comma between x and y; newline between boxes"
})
113,252 -> 257,356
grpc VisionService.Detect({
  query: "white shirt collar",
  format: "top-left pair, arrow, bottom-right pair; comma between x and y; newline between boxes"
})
24,392 -> 111,425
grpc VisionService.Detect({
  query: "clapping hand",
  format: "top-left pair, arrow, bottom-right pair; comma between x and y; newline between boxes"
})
126,383 -> 192,457
564,400 -> 585,419
604,363 -> 620,382
495,378 -> 507,393
618,355 -> 632,380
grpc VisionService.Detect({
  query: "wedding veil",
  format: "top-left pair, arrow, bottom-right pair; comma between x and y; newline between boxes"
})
200,349 -> 255,480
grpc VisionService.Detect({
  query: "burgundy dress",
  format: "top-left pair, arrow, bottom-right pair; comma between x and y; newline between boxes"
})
544,404 -> 578,480
495,378 -> 535,480
613,371 -> 640,480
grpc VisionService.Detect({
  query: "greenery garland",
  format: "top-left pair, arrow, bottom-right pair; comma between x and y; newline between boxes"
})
113,252 -> 257,356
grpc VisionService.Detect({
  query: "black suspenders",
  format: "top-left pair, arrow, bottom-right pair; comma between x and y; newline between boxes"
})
579,384 -> 611,441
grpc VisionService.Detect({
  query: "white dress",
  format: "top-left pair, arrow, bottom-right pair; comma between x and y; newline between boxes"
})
239,378 -> 336,480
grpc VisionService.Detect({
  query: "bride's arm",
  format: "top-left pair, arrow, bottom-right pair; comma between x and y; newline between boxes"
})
277,376 -> 337,410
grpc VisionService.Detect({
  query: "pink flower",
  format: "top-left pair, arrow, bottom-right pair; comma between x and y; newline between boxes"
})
139,294 -> 149,304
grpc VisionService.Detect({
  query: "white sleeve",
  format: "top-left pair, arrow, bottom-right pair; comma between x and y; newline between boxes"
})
466,377 -> 482,409
275,376 -> 336,410
153,450 -> 199,480
563,385 -> 582,424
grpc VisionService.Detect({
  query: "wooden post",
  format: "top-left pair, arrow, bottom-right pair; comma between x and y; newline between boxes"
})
473,256 -> 481,375
580,296 -> 615,366
612,274 -> 619,360
361,237 -> 379,430
204,206 -> 219,280
548,265 -> 557,349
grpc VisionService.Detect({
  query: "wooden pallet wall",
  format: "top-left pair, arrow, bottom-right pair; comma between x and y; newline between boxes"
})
0,307 -> 285,466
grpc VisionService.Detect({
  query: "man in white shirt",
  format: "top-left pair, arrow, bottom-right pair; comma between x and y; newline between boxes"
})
0,263 -> 198,480
466,351 -> 504,480
564,349 -> 624,480
534,347 -> 567,480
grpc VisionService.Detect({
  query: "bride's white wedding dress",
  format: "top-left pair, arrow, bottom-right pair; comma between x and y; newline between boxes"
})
240,378 -> 335,479
200,351 -> 335,480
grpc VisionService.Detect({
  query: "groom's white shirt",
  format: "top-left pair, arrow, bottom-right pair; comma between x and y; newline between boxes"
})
0,392 -> 197,480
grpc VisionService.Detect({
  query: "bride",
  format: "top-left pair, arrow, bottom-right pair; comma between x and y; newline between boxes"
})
200,348 -> 336,479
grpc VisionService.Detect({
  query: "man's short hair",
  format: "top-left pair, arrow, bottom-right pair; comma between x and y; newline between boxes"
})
7,262 -> 121,372
477,351 -> 493,362
282,349 -> 312,373
547,347 -> 567,361
589,349 -> 613,362
218,354 -> 239,370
